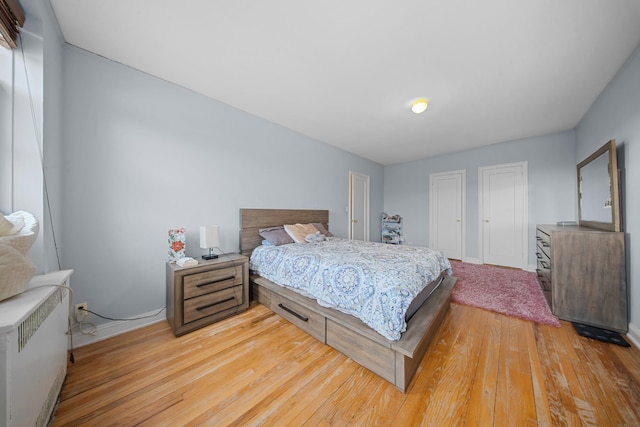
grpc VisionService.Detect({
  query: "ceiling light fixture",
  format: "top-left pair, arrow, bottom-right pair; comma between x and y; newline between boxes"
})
411,99 -> 429,114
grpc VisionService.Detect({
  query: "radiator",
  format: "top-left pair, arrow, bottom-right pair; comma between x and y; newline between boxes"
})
0,270 -> 73,427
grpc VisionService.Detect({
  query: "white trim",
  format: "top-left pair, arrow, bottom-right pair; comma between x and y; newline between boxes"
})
70,309 -> 166,348
429,169 -> 466,260
348,171 -> 370,241
628,323 -> 640,349
478,161 -> 528,269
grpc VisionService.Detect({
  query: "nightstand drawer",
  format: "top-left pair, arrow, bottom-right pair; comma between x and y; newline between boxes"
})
183,285 -> 244,324
183,265 -> 242,299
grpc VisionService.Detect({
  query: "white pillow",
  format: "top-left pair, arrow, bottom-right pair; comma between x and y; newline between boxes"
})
6,213 -> 25,234
284,223 -> 319,244
0,212 -> 27,237
0,243 -> 37,301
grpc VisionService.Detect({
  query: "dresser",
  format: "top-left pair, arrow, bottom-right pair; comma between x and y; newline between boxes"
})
535,225 -> 627,332
166,254 -> 249,336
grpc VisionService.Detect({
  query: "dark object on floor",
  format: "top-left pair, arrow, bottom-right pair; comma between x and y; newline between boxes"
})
572,322 -> 631,347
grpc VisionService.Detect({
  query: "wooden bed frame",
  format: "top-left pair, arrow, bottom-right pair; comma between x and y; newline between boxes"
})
239,208 -> 455,392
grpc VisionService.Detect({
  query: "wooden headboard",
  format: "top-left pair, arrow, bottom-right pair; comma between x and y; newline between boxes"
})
239,208 -> 329,256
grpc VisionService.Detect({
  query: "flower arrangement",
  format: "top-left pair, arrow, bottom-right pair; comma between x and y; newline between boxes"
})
168,228 -> 186,261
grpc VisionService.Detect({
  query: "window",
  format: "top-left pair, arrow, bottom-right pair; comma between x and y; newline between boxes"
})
0,0 -> 24,49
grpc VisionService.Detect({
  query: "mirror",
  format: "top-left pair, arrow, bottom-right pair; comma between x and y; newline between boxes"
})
577,139 -> 621,231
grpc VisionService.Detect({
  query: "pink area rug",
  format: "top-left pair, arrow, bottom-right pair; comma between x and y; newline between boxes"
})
450,260 -> 560,327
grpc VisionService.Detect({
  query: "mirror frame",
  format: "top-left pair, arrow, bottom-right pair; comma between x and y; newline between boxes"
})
577,139 -> 621,232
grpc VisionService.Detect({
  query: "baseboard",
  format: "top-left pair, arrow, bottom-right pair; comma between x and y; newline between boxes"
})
457,258 -> 537,273
70,308 -> 166,348
627,323 -> 640,349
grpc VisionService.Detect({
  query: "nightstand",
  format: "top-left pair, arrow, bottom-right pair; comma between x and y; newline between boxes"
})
166,253 -> 249,336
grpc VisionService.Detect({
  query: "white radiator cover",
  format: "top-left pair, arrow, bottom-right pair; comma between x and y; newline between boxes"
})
0,270 -> 73,427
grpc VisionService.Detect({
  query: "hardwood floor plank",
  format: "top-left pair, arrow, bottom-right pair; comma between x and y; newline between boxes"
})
538,319 -> 597,425
418,306 -> 485,425
225,350 -> 356,426
526,325 -> 553,426
181,335 -> 332,426
466,309 -> 502,426
390,303 -> 465,425
55,307 -> 284,425
565,325 -> 636,426
50,302 -> 640,427
137,324 -> 321,426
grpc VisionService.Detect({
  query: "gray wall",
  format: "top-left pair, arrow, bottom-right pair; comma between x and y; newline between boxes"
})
61,45 -> 384,322
575,45 -> 640,340
384,131 -> 576,265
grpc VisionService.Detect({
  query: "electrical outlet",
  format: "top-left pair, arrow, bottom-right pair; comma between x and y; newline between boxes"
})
75,303 -> 88,322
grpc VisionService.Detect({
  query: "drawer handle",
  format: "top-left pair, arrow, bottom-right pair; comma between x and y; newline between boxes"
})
196,296 -> 235,311
536,252 -> 542,259
541,242 -> 550,248
196,275 -> 236,288
536,236 -> 541,241
535,269 -> 543,277
539,260 -> 549,269
278,303 -> 309,322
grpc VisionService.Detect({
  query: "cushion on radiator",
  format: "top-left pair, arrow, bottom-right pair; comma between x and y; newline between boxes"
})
0,211 -> 39,301
0,243 -> 37,301
0,215 -> 15,236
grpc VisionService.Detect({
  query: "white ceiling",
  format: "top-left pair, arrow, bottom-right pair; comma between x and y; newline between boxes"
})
49,0 -> 640,166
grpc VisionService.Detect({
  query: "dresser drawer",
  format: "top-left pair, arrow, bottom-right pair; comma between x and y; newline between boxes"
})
183,285 -> 244,324
536,251 -> 551,272
536,268 -> 551,291
536,233 -> 551,259
183,265 -> 243,299
270,292 -> 326,343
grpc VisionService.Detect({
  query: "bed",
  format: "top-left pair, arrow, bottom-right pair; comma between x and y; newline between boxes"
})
240,208 -> 456,392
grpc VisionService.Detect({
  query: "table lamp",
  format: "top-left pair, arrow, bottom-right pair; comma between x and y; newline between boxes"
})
200,225 -> 220,260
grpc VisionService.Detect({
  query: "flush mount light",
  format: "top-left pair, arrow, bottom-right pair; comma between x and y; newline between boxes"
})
411,99 -> 429,114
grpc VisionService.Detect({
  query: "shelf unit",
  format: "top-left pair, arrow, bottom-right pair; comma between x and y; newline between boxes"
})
381,213 -> 402,244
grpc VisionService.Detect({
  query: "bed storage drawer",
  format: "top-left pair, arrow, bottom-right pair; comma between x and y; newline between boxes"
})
270,292 -> 326,343
326,319 -> 396,384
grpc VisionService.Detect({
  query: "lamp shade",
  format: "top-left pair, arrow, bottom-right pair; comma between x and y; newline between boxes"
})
200,225 -> 220,249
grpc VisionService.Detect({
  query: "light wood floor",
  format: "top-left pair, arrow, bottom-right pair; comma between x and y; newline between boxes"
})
51,302 -> 640,426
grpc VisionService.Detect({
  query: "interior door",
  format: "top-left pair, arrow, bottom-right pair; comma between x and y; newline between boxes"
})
349,172 -> 369,241
429,170 -> 464,260
480,162 -> 527,268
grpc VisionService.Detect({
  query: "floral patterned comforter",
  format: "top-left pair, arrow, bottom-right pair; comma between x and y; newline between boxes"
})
250,238 -> 452,341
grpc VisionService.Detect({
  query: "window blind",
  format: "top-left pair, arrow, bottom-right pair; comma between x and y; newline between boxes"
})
0,0 -> 25,49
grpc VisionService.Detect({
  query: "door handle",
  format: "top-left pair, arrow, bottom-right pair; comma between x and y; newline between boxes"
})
456,218 -> 461,222
352,219 -> 359,223
484,219 -> 490,222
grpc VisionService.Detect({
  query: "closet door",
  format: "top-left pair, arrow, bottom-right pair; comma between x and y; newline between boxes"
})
349,171 -> 369,241
479,162 -> 528,268
429,170 -> 464,260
